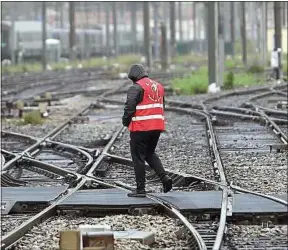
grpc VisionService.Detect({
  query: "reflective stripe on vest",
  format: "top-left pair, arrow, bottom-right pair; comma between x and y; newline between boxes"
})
136,103 -> 164,110
132,114 -> 164,121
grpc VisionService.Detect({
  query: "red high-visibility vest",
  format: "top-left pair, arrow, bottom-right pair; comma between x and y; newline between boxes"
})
128,77 -> 165,132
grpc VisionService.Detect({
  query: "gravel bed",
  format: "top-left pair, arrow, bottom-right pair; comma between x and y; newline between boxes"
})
1,95 -> 95,138
107,93 -> 127,102
279,125 -> 288,136
215,121 -> 287,194
1,135 -> 35,153
1,214 -> 35,236
14,214 -> 187,250
223,224 -> 288,249
222,151 -> 287,194
112,111 -> 214,180
54,79 -> 124,94
54,107 -> 122,147
251,92 -> 288,110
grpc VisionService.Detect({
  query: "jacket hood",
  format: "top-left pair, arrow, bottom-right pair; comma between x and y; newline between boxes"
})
128,64 -> 148,82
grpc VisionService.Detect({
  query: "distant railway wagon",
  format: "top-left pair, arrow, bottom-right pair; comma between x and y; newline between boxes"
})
1,21 -> 104,61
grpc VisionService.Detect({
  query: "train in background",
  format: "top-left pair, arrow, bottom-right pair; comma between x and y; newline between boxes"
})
1,21 -> 104,62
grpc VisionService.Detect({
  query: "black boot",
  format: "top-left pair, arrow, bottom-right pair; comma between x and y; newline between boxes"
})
127,189 -> 146,198
161,175 -> 172,193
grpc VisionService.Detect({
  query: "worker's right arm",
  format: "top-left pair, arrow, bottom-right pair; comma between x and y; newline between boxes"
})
122,84 -> 143,127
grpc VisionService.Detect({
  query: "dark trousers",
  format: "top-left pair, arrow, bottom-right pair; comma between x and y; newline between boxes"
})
130,130 -> 166,190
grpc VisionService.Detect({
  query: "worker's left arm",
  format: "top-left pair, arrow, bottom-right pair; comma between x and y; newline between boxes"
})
122,84 -> 143,127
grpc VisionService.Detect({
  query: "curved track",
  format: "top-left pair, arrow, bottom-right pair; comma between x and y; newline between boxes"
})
1,74 -> 287,250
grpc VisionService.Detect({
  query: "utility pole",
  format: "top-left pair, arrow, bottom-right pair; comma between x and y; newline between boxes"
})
207,2 -> 218,86
42,2 -> 47,70
10,3 -> 16,64
240,2 -> 247,66
169,2 -> 176,58
193,2 -> 196,41
105,2 -> 110,57
274,1 -> 282,79
160,22 -> 168,71
274,1 -> 282,69
230,2 -> 235,57
69,1 -> 76,61
143,1 -> 152,68
218,2 -> 225,87
130,3 -> 137,53
178,2 -> 183,42
260,2 -> 267,65
153,2 -> 160,61
112,2 -> 118,57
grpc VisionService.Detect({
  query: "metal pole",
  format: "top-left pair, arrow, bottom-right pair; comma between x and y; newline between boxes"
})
218,2 -> 225,87
193,2 -> 196,41
10,4 -> 16,64
105,2 -> 110,57
207,2 -> 217,86
169,2 -> 176,58
160,22 -> 168,71
154,3 -> 160,61
69,1 -> 76,61
130,3 -> 137,53
112,2 -> 118,57
178,2 -> 183,42
42,1 -> 46,70
274,1 -> 282,79
143,1 -> 152,68
240,2 -> 247,66
230,2 -> 235,57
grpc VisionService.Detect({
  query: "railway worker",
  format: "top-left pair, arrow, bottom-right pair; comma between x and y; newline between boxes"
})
122,64 -> 173,197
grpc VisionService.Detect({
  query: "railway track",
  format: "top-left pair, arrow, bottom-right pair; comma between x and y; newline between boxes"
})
1,73 -> 287,250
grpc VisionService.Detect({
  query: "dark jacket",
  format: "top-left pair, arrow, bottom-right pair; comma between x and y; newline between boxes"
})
122,64 -> 165,127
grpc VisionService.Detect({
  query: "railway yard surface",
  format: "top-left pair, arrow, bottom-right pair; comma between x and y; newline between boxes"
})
1,68 -> 287,250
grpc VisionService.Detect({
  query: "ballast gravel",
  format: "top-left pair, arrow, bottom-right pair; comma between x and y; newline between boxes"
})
14,214 -> 187,250
223,224 -> 288,249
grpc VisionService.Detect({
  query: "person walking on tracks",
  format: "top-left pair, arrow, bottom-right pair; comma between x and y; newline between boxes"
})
122,64 -> 173,197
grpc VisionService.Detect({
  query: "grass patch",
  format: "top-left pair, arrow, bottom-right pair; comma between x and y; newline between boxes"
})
21,111 -> 44,125
223,72 -> 263,90
171,53 -> 207,65
172,65 -> 265,94
172,67 -> 208,95
2,54 -> 141,75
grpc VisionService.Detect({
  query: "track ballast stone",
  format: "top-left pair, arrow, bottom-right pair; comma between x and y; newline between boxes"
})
14,214 -> 187,250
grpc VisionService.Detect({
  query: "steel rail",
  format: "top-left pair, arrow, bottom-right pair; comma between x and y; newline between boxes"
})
246,103 -> 288,144
1,130 -> 39,142
210,109 -> 288,124
2,104 -> 92,171
44,139 -> 94,174
1,178 -> 87,250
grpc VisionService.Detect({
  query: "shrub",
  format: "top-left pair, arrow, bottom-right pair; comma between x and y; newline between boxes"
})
223,71 -> 234,90
22,111 -> 43,125
247,64 -> 264,74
